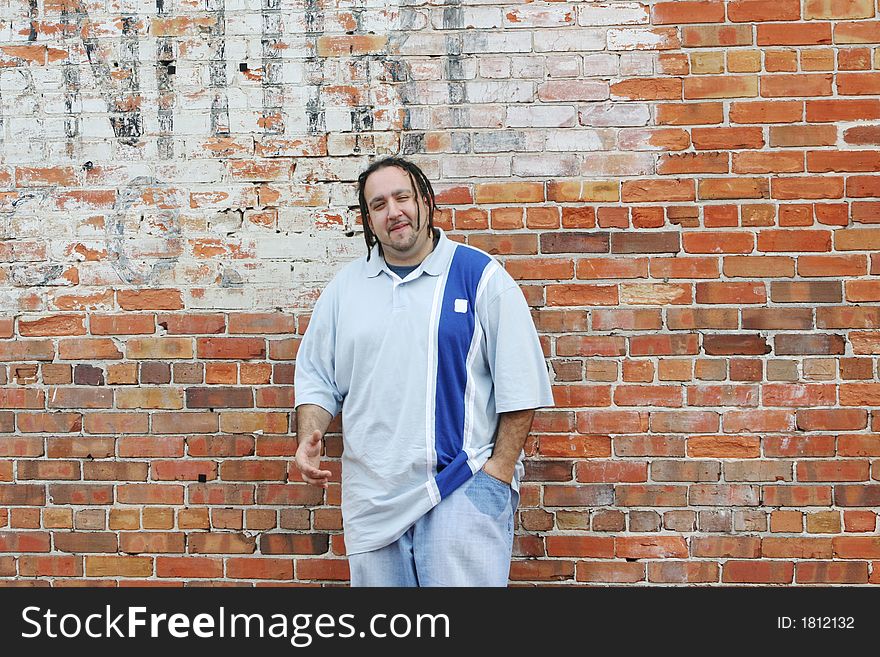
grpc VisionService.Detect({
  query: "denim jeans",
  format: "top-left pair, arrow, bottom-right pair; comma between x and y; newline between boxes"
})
348,469 -> 520,587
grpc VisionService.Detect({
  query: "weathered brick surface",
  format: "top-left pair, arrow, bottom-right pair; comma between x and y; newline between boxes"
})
0,1 -> 878,587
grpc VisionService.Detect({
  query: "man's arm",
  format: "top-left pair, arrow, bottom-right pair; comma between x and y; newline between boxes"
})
482,408 -> 535,485
294,403 -> 334,488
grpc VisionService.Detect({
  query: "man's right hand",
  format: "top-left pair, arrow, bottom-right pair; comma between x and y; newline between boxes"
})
294,429 -> 332,488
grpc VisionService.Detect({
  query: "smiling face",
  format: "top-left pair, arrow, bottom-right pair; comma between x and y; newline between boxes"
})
363,165 -> 434,266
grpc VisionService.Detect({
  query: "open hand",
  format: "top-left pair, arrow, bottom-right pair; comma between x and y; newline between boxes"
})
294,429 -> 332,488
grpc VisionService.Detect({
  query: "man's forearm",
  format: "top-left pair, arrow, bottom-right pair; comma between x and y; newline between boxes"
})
485,408 -> 535,482
295,404 -> 333,443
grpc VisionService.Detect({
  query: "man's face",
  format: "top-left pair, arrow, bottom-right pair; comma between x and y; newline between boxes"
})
363,165 -> 433,266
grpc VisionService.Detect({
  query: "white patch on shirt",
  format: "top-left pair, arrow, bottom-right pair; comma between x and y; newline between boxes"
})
454,298 -> 468,313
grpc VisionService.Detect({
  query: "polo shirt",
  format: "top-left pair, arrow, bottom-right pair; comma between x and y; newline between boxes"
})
294,228 -> 554,555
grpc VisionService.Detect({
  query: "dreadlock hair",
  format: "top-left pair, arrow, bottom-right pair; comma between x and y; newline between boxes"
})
357,157 -> 437,261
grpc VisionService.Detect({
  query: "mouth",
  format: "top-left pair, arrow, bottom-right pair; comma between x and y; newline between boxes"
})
389,222 -> 410,234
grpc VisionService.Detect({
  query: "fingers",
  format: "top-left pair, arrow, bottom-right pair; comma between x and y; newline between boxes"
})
301,473 -> 330,489
295,430 -> 330,487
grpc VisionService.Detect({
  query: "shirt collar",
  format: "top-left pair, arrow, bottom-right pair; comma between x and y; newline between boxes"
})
364,228 -> 455,279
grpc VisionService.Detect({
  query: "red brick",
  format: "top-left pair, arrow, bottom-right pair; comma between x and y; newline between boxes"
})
834,485 -> 880,507
576,562 -> 645,583
833,536 -> 880,557
576,461 -> 647,483
695,282 -> 766,304
156,556 -> 224,578
758,24 -> 832,46
797,408 -> 867,431
157,314 -> 225,334
611,78 -> 682,101
764,485 -> 833,506
682,26 -> 754,49
616,484 -> 687,506
648,561 -> 719,583
772,176 -> 845,200
762,537 -> 833,559
18,315 -> 86,337
616,537 -> 688,559
692,536 -> 761,558
723,560 -> 794,583
797,561 -> 869,584
546,536 -> 614,558
728,0 -> 801,21
730,101 -> 803,124
656,102 -> 724,125
90,314 -> 156,335
653,1 -> 725,23
295,558 -> 351,581
692,127 -> 764,150
117,289 -> 183,311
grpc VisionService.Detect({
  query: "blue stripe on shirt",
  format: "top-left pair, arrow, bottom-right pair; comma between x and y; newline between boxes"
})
434,245 -> 490,499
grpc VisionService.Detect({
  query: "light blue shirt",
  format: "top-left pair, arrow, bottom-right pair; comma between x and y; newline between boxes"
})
294,229 -> 554,554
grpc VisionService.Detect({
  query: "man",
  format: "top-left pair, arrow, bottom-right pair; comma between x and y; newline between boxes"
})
293,157 -> 553,586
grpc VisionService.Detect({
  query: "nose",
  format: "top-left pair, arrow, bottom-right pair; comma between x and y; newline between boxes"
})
386,199 -> 403,218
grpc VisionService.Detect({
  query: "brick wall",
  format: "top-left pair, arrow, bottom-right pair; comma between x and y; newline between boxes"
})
1,0 -> 879,585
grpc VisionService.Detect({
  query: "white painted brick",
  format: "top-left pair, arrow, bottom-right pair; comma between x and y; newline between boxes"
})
254,235 -> 328,260
83,163 -> 154,186
0,70 -> 31,91
155,161 -> 226,184
544,128 -> 615,152
328,181 -> 358,206
479,57 -> 511,78
74,262 -> 130,287
581,152 -> 655,176
506,105 -> 578,128
429,7 -> 500,29
326,238 -> 364,263
510,56 -> 545,79
277,209 -> 318,233
0,289 -> 46,312
441,156 -> 511,178
292,157 -> 370,183
512,153 -> 580,177
534,29 -> 605,52
78,116 -> 117,139
187,288 -> 255,309
362,9 -> 411,32
148,261 -> 221,286
503,5 -> 576,28
396,33 -> 450,56
472,130 -> 526,153
46,139 -> 113,162
462,31 -> 532,54
169,111 -> 212,135
578,2 -> 650,26
30,68 -> 64,90
620,52 -> 655,75
546,56 -> 581,78
608,28 -> 678,51
466,81 -> 534,103
408,59 -> 446,81
583,53 -> 620,76
579,102 -> 651,126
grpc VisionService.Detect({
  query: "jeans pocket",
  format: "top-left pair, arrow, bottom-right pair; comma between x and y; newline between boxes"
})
465,469 -> 512,517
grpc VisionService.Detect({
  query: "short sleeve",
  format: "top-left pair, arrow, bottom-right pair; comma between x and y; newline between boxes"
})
479,268 -> 554,413
294,281 -> 344,417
